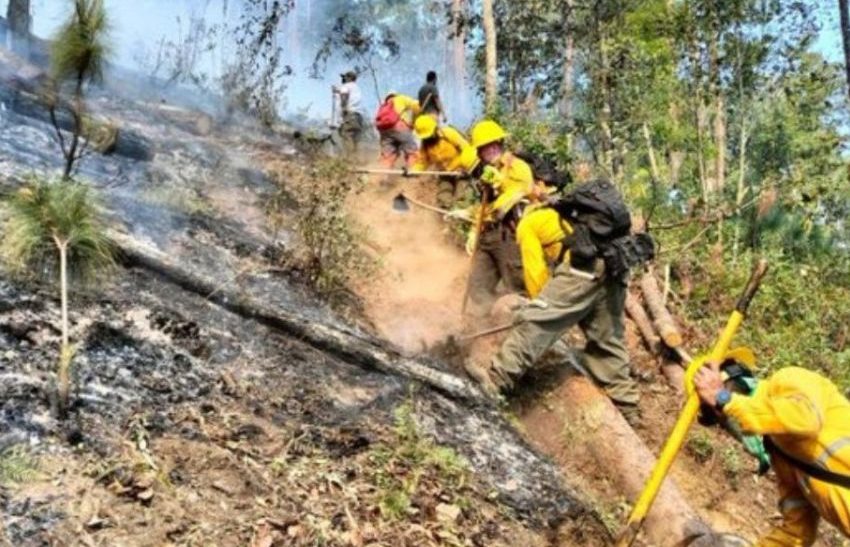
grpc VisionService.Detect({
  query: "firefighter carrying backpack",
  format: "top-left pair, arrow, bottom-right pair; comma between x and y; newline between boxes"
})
374,98 -> 401,131
553,178 -> 655,278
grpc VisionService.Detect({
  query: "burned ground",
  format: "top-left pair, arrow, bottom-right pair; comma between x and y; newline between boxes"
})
0,50 -> 595,546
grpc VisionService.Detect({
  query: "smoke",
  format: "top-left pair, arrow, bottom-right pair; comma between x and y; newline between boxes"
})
9,0 -> 480,128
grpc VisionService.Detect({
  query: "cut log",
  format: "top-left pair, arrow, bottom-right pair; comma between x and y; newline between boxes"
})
625,293 -> 660,354
523,373 -> 714,546
639,272 -> 683,348
110,231 -> 484,403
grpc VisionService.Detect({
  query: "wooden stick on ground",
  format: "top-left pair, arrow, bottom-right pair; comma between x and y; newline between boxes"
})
625,293 -> 661,354
639,272 -> 683,349
109,231 -> 485,403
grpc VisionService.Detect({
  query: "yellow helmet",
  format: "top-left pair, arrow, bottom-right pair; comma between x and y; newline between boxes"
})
685,346 -> 757,395
470,119 -> 508,149
414,115 -> 438,140
723,347 -> 756,370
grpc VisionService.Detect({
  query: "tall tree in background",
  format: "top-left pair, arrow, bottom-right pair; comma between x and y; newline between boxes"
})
5,0 -> 31,57
559,0 -> 575,121
841,0 -> 850,96
482,0 -> 497,113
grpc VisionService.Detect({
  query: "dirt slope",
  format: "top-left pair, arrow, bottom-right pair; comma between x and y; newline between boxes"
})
345,173 -> 848,546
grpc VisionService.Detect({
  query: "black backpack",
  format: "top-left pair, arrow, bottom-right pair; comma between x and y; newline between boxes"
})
514,150 -> 572,191
553,179 -> 654,277
553,178 -> 632,241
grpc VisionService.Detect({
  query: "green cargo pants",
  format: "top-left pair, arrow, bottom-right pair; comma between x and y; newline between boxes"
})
490,258 -> 638,405
467,224 -> 525,318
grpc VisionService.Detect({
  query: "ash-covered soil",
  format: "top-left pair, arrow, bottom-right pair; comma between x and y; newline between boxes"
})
0,49 -> 596,546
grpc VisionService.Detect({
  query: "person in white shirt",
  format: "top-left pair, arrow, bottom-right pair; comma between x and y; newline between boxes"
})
333,71 -> 364,155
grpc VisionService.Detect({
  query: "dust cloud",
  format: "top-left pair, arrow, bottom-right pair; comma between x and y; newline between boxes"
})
349,173 -> 470,356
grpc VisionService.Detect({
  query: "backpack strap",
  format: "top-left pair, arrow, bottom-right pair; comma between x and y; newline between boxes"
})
765,436 -> 850,489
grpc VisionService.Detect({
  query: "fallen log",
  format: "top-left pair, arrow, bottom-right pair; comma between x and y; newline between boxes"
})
639,272 -> 683,348
110,231 -> 484,403
523,373 -> 714,546
0,86 -> 155,162
625,292 -> 661,354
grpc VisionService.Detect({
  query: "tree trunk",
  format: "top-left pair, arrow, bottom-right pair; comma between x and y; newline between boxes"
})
110,231 -> 485,403
56,239 -> 71,414
521,374 -> 714,546
559,0 -> 575,121
450,0 -> 469,120
5,0 -> 31,57
840,0 -> 850,97
482,0 -> 497,114
625,293 -> 661,354
639,272 -> 683,348
643,122 -> 662,184
713,93 -> 726,195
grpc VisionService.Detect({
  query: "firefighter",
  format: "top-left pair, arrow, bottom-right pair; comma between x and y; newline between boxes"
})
694,357 -> 850,546
410,115 -> 478,207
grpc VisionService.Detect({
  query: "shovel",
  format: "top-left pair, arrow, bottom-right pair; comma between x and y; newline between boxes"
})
392,192 -> 452,215
355,168 -> 464,177
615,258 -> 769,547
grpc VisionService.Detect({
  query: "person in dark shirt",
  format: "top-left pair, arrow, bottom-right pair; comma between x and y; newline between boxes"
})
417,71 -> 447,123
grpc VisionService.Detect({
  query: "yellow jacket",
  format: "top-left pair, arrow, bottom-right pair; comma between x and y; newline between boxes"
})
486,152 -> 535,218
411,126 -> 479,173
467,152 -> 536,236
388,94 -> 420,129
515,208 -> 573,298
724,367 -> 850,546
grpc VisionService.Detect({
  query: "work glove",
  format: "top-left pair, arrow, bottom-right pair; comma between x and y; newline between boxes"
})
444,208 -> 472,222
465,230 -> 479,256
480,165 -> 501,186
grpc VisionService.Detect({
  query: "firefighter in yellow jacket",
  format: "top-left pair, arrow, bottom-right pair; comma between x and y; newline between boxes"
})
410,115 -> 479,207
465,206 -> 641,422
449,120 -> 539,318
377,92 -> 421,168
694,358 -> 850,546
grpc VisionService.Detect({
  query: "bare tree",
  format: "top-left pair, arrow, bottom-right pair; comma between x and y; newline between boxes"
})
5,0 -> 31,56
841,0 -> 850,97
450,0 -> 470,120
482,0 -> 497,114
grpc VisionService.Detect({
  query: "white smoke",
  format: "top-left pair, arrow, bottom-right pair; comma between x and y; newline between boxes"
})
9,0 -> 480,127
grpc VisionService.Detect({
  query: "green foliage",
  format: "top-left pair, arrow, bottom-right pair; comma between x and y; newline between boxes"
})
687,431 -> 715,464
371,399 -> 469,523
0,176 -> 115,284
293,159 -> 377,299
720,446 -> 743,488
50,0 -> 111,85
0,446 -> 38,486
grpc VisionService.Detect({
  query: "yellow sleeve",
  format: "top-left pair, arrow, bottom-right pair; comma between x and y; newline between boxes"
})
441,127 -> 476,173
441,126 -> 471,149
516,215 -> 549,299
755,475 -> 819,547
516,209 -> 569,298
490,157 -> 535,216
724,370 -> 824,437
406,96 -> 421,116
